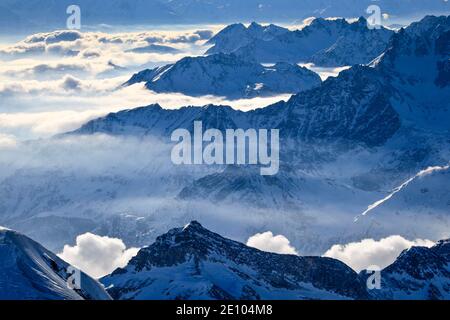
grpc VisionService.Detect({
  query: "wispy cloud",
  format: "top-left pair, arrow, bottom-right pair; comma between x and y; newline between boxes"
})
0,81 -> 289,138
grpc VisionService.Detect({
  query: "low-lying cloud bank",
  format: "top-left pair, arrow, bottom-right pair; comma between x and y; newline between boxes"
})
0,28 -> 215,59
0,27 -> 290,140
0,82 -> 289,139
323,235 -> 435,272
58,233 -> 139,278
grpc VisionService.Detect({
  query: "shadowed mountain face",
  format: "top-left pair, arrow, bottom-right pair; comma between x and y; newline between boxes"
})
101,221 -> 369,300
361,240 -> 450,300
0,227 -> 111,300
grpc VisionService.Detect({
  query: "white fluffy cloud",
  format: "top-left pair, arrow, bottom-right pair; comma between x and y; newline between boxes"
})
58,233 -> 139,278
247,231 -> 298,255
323,236 -> 435,272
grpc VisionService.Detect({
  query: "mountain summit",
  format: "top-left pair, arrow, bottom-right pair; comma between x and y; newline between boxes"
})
206,22 -> 289,55
0,228 -> 111,300
363,239 -> 450,300
101,221 -> 450,300
101,221 -> 368,300
208,17 -> 394,67
125,53 -> 321,98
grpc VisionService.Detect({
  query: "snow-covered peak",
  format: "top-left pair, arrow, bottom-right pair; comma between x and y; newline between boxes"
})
365,238 -> 450,300
100,220 -> 450,300
0,228 -> 111,300
75,16 -> 449,147
206,22 -> 289,55
101,221 -> 368,300
124,53 -> 321,98
209,17 -> 394,66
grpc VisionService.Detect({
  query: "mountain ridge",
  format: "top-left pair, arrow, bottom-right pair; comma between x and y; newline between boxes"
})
101,221 -> 450,300
101,221 -> 369,300
208,17 -> 395,67
362,239 -> 450,300
0,227 -> 112,300
124,53 -> 322,98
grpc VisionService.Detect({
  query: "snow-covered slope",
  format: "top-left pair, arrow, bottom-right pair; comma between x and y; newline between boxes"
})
124,53 -> 321,98
101,221 -> 368,300
209,17 -> 394,67
362,239 -> 450,300
0,227 -> 111,300
206,22 -> 289,55
2,223 -> 448,300
309,18 -> 395,67
375,15 -> 450,132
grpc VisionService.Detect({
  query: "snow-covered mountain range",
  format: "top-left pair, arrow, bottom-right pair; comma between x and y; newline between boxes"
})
101,221 -> 369,300
207,18 -> 395,67
101,221 -> 450,300
124,53 -> 321,98
0,226 -> 111,300
363,239 -> 450,300
2,222 -> 448,300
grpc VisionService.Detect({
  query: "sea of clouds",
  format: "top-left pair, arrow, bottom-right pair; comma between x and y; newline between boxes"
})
0,27 -> 292,141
